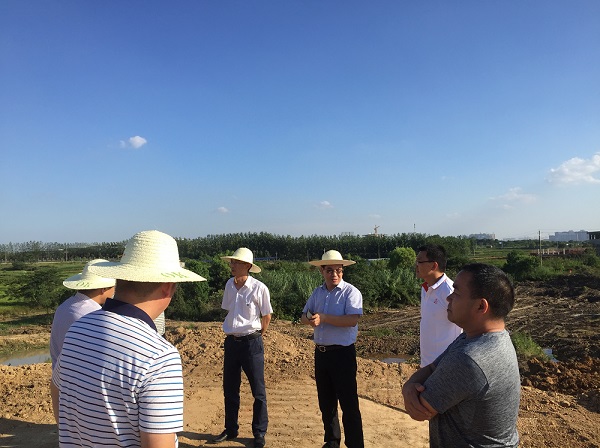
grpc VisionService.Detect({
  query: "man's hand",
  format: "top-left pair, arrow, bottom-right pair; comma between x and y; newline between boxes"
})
307,313 -> 320,327
402,382 -> 433,421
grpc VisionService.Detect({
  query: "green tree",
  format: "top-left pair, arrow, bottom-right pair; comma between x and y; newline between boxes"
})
168,260 -> 212,320
503,251 -> 538,281
9,266 -> 71,313
208,255 -> 232,294
388,247 -> 416,270
376,268 -> 421,307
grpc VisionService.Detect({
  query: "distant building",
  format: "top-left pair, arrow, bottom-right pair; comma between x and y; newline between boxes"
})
548,230 -> 588,242
588,231 -> 600,254
469,233 -> 496,240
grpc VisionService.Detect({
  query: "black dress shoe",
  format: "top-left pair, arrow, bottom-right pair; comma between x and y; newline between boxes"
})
211,430 -> 238,443
322,442 -> 340,448
253,434 -> 266,448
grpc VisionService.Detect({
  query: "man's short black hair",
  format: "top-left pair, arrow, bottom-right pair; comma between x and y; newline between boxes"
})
417,244 -> 447,271
460,263 -> 515,319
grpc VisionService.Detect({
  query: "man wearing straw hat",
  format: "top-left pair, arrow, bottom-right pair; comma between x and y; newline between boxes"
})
49,259 -> 116,369
301,250 -> 364,448
51,230 -> 205,448
212,248 -> 272,448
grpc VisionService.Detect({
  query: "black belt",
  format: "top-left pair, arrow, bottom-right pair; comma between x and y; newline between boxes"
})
315,344 -> 347,352
227,331 -> 262,341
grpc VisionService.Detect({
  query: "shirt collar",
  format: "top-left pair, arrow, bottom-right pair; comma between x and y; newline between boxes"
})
320,279 -> 346,291
102,297 -> 157,331
429,273 -> 448,290
230,275 -> 256,290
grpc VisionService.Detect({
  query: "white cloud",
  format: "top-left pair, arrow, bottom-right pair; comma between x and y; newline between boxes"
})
547,152 -> 600,185
490,187 -> 537,204
317,200 -> 333,209
120,135 -> 148,149
217,206 -> 229,214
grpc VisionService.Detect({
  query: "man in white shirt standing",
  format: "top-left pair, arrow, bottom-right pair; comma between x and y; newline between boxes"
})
49,259 -> 116,369
416,244 -> 462,367
212,247 -> 272,448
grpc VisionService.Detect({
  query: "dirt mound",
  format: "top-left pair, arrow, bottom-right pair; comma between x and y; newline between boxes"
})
168,322 -> 417,411
522,357 -> 600,398
0,321 -> 599,447
507,278 -> 600,361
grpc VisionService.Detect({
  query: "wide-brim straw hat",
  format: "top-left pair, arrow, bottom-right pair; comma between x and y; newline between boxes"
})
63,259 -> 117,290
88,230 -> 206,282
309,250 -> 356,267
221,247 -> 261,273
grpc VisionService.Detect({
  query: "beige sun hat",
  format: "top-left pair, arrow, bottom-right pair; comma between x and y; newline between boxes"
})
63,259 -> 117,290
87,230 -> 206,282
309,250 -> 356,267
221,247 -> 261,273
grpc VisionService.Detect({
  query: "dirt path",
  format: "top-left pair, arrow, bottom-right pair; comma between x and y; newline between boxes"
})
180,376 -> 428,447
173,323 -> 429,447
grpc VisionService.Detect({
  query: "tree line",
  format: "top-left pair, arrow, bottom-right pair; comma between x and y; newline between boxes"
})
5,232 -> 598,323
1,233 -> 473,322
1,232 -> 474,263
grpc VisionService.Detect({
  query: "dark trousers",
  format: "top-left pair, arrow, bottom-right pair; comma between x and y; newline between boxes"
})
223,335 -> 268,437
315,344 -> 364,448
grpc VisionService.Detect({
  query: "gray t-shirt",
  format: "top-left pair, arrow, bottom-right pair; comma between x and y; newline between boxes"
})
421,330 -> 520,448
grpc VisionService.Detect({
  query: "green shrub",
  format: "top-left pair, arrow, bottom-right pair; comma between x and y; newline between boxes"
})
583,253 -> 600,268
503,251 -> 539,281
510,331 -> 548,360
388,247 -> 416,271
7,266 -> 71,313
259,269 -> 322,321
167,260 -> 211,320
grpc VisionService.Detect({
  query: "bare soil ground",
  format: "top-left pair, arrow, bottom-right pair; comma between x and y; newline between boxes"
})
1,274 -> 599,447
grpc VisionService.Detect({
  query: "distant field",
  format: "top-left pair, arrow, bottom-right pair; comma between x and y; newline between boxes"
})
0,262 -> 85,316
470,247 -> 531,266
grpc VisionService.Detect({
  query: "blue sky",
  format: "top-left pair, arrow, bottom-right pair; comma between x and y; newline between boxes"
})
1,1 -> 599,244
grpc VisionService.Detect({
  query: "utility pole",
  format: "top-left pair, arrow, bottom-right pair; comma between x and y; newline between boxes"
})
538,230 -> 542,266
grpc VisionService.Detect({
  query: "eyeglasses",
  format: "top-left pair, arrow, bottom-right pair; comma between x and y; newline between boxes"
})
323,268 -> 343,275
229,260 -> 248,266
416,260 -> 434,264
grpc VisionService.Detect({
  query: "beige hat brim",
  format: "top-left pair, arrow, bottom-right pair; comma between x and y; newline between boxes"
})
308,259 -> 356,267
221,256 -> 261,273
88,262 -> 206,282
63,272 -> 116,290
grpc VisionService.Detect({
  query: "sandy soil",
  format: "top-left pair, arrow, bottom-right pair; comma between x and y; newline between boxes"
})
1,274 -> 599,447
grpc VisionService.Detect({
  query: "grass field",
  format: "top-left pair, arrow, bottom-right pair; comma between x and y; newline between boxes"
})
0,261 -> 85,317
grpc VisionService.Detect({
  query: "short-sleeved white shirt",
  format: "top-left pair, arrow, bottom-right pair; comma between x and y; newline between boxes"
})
222,276 -> 272,336
49,292 -> 101,368
420,274 -> 462,367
